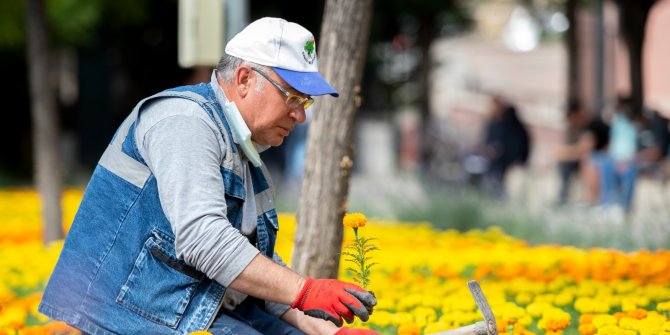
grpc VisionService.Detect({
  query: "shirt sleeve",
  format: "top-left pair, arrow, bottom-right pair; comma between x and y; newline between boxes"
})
138,100 -> 260,287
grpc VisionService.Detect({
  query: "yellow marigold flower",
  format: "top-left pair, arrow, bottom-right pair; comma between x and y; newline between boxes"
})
618,317 -> 638,330
592,314 -> 617,328
657,301 -> 670,312
189,332 -> 213,335
554,292 -> 574,307
424,321 -> 451,334
579,313 -> 597,325
595,324 -> 619,335
526,301 -> 552,318
518,315 -> 533,326
369,310 -> 394,327
515,292 -> 533,305
412,306 -> 438,327
343,212 -> 367,228
574,297 -> 611,314
662,321 -> 670,332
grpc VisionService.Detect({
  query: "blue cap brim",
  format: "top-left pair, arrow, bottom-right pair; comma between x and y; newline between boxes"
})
272,67 -> 339,97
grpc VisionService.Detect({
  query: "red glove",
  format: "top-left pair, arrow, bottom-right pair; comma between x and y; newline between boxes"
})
291,277 -> 377,327
335,327 -> 380,335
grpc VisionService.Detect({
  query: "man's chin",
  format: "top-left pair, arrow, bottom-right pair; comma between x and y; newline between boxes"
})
270,138 -> 285,147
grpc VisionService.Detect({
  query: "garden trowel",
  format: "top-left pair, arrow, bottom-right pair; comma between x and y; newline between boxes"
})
428,280 -> 498,335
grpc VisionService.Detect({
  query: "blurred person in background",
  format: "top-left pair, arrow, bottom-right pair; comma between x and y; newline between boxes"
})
635,108 -> 670,175
601,96 -> 639,212
39,17 -> 377,335
478,95 -> 531,198
554,105 -> 610,207
555,101 -> 591,205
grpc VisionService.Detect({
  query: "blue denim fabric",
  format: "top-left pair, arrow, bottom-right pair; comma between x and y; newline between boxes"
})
39,84 -> 280,334
209,299 -> 304,335
591,151 -> 638,211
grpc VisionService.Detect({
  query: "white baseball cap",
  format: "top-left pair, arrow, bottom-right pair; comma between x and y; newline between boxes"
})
225,17 -> 338,97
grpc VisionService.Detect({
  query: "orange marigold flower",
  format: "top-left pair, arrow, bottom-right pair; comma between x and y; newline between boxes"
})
579,314 -> 596,325
578,324 -> 597,335
497,319 -> 510,332
614,312 -> 628,320
543,319 -> 570,331
343,212 -> 367,228
626,308 -> 647,320
397,321 -> 421,335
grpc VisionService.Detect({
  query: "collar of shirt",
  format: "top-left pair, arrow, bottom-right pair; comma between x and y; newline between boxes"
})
209,70 -> 270,153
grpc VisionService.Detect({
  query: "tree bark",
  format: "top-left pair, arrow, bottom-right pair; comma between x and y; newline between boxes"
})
26,0 -> 63,243
615,0 -> 655,116
292,0 -> 374,279
565,0 -> 581,106
417,12 -> 436,171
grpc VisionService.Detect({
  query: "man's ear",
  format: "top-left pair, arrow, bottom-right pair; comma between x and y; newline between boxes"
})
235,66 -> 253,98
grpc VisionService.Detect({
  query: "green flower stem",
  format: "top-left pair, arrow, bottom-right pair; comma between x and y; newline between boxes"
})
344,226 -> 378,290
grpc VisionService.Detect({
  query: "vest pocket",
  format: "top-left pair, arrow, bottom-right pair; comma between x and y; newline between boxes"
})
116,231 -> 203,328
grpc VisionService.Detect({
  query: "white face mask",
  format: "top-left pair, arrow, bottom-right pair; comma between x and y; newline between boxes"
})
222,100 -> 262,167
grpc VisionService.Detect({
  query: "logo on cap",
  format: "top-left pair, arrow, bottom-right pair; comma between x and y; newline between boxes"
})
302,40 -> 316,64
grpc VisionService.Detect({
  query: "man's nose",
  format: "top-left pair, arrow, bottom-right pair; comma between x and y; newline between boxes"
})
291,106 -> 307,124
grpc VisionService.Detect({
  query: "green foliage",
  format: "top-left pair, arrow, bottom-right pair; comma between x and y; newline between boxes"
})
0,0 -> 25,48
47,0 -> 104,45
0,0 -> 150,50
343,231 -> 379,290
379,185 -> 668,251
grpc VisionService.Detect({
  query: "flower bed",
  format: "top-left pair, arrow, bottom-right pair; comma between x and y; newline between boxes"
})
1,189 -> 670,334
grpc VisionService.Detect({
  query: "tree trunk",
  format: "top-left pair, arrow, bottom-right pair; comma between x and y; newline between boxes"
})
417,13 -> 436,171
616,0 -> 655,116
565,0 -> 581,106
292,0 -> 374,279
26,0 -> 63,243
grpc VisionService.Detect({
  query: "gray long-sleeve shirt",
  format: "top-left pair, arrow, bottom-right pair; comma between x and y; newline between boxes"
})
135,73 -> 289,316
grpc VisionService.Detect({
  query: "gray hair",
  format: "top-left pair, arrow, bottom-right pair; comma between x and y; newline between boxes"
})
217,54 -> 271,93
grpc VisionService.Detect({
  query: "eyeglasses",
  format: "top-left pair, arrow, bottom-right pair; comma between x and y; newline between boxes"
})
251,67 -> 314,110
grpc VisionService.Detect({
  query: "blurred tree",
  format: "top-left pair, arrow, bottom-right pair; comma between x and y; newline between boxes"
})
559,0 -> 657,115
25,0 -> 62,242
292,0 -> 374,279
560,0 -> 658,114
565,0 -> 581,107
1,0 -> 148,49
365,0 -> 471,170
612,0 -> 657,115
4,0 -> 149,242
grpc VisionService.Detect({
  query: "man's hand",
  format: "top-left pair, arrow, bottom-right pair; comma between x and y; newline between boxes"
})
334,327 -> 380,335
290,277 -> 377,327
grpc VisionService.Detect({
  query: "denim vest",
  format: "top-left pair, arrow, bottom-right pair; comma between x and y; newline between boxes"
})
39,84 -> 279,335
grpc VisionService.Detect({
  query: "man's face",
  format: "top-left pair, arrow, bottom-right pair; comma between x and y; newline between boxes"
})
244,69 -> 308,147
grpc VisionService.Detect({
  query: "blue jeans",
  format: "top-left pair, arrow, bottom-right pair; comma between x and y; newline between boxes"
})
209,298 -> 304,335
591,152 -> 637,212
81,298 -> 303,335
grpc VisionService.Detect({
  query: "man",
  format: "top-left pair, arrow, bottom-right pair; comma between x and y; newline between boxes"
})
554,103 -> 610,206
479,95 -> 530,198
555,101 -> 590,205
39,17 -> 378,335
